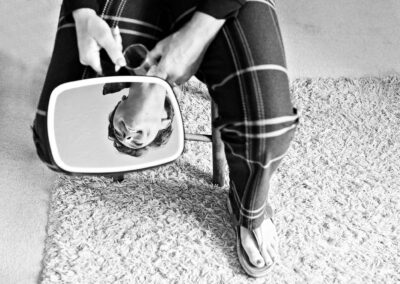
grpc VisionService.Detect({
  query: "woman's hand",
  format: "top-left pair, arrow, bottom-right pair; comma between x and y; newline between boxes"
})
145,12 -> 225,84
72,8 -> 126,74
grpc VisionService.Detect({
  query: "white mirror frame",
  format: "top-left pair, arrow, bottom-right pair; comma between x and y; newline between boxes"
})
47,76 -> 185,174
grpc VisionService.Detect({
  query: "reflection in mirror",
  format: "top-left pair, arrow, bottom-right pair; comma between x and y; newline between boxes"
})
47,76 -> 184,174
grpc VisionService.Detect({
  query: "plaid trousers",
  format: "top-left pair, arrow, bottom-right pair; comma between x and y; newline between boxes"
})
33,0 -> 299,230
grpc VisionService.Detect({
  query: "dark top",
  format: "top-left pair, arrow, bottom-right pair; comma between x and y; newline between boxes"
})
63,0 -> 245,19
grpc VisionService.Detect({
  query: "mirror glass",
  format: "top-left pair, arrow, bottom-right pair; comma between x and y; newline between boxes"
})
47,76 -> 184,174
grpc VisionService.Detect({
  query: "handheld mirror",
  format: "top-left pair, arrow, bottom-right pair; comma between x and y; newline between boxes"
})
47,76 -> 185,175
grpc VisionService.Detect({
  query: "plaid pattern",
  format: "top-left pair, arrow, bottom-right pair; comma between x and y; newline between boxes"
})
195,0 -> 299,229
32,0 -> 298,229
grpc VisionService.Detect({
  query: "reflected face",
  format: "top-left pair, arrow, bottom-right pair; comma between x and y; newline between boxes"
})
112,83 -> 171,149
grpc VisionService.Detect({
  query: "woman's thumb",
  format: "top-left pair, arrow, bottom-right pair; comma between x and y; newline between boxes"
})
146,65 -> 167,80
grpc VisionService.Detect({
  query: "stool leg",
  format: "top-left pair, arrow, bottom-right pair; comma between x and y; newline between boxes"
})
212,101 -> 226,187
112,174 -> 124,182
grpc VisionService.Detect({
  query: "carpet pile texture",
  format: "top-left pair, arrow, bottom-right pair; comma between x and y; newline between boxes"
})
41,77 -> 400,283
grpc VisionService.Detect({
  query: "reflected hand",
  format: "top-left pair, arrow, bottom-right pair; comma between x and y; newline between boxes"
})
145,12 -> 225,84
72,8 -> 126,74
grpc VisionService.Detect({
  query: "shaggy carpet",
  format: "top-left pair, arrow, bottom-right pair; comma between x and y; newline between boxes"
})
40,77 -> 400,283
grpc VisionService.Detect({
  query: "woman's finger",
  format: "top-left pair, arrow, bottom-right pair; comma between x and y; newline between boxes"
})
146,65 -> 168,80
85,49 -> 102,74
145,40 -> 164,66
77,37 -> 103,74
111,26 -> 123,47
111,27 -> 124,71
91,18 -> 126,68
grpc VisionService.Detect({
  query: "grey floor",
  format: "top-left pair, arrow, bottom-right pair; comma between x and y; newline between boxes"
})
1,0 -> 400,283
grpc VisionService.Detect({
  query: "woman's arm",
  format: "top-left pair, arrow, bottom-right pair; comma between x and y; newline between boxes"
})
145,11 -> 226,84
63,0 -> 245,80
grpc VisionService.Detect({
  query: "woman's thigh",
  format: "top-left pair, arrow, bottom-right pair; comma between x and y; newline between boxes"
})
198,0 -> 294,120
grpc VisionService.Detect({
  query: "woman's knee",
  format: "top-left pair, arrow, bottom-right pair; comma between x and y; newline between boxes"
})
220,109 -> 299,167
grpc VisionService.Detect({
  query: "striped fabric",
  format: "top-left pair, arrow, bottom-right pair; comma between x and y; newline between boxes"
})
32,0 -> 298,229
195,0 -> 299,229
